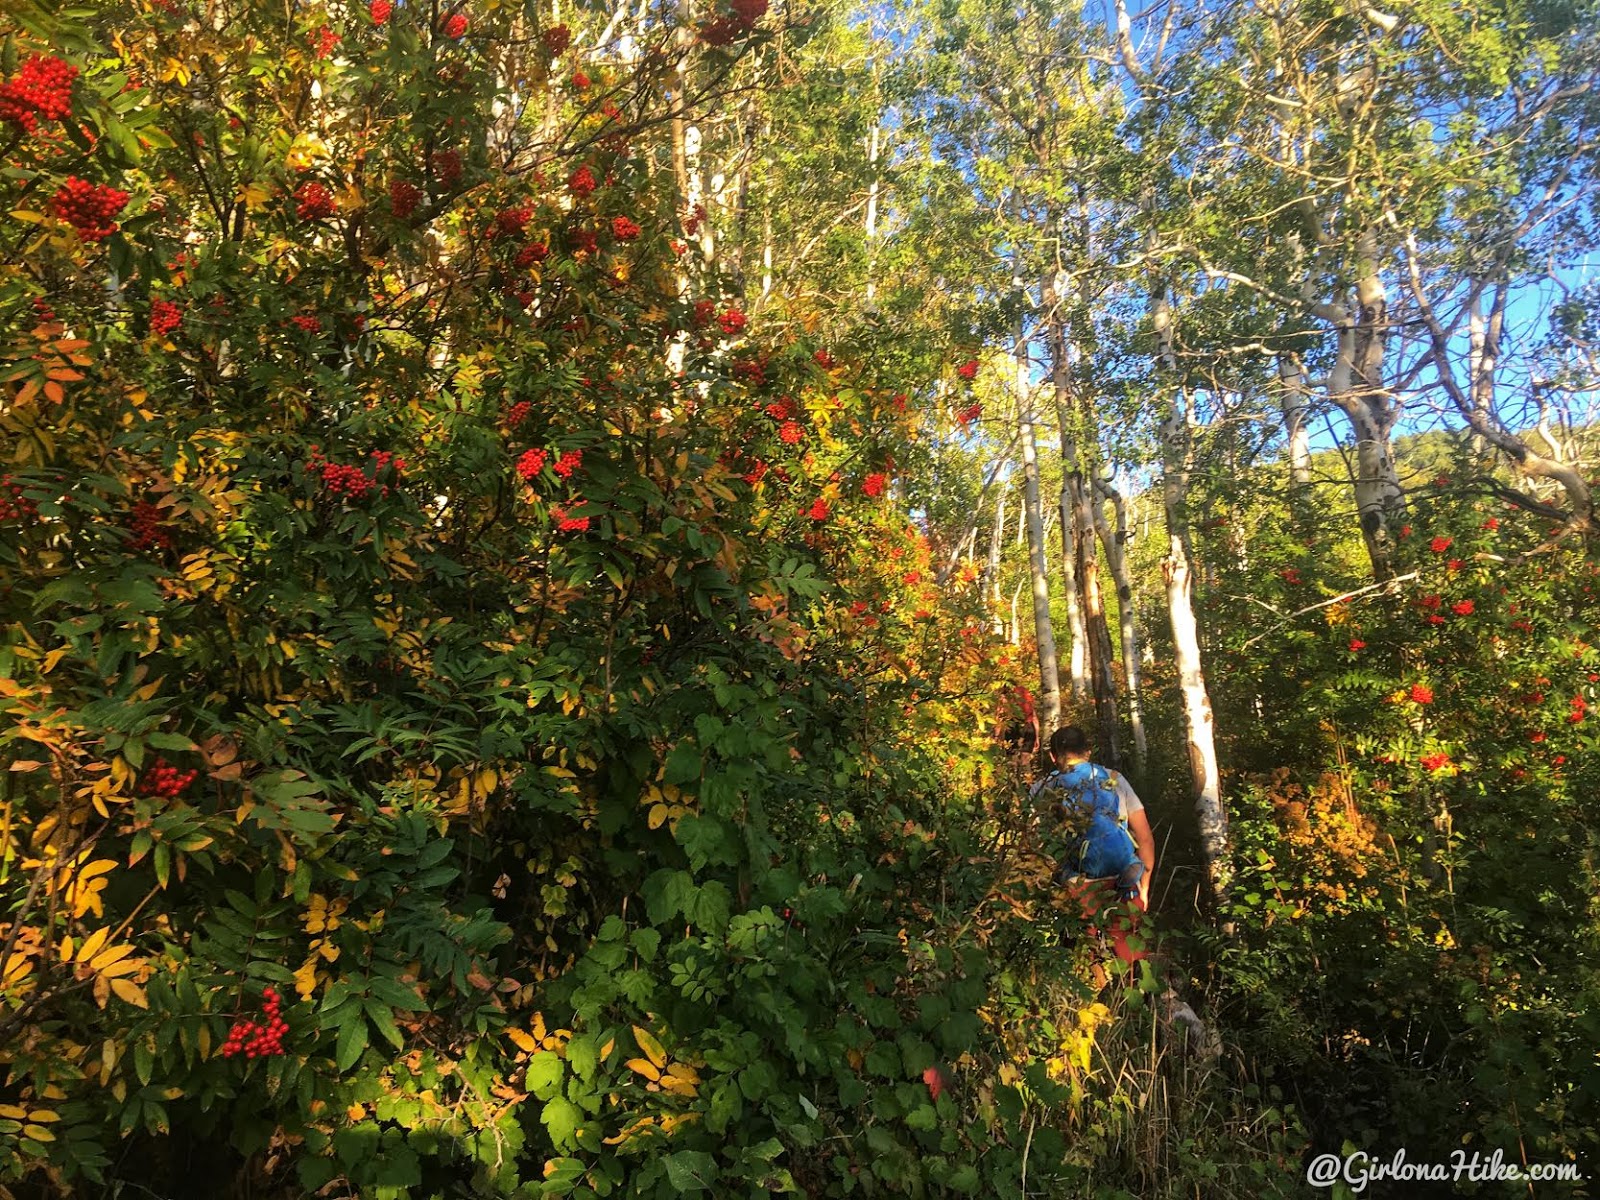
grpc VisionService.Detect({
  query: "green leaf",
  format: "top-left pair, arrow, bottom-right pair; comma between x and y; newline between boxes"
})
335,1014 -> 369,1072
663,1150 -> 718,1193
364,999 -> 404,1050
526,1051 -> 564,1100
540,1097 -> 584,1149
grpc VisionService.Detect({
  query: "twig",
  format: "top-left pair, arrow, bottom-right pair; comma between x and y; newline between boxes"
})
1239,571 -> 1421,649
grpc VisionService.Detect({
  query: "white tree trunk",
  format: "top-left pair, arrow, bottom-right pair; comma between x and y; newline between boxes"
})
1322,227 -> 1404,578
1153,286 -> 1227,903
1017,336 -> 1062,737
1094,472 -> 1147,773
986,492 -> 1007,635
1277,353 -> 1313,491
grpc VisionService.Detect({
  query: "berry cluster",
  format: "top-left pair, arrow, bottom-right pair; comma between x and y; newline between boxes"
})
568,165 -> 597,197
862,472 -> 887,498
128,500 -> 174,552
552,449 -> 583,479
514,241 -> 548,267
803,499 -> 829,522
568,227 -> 598,256
493,204 -> 533,237
732,356 -> 767,386
515,448 -> 549,481
741,460 -> 768,485
0,54 -> 78,133
52,178 -> 130,242
150,300 -> 184,338
313,26 -> 341,58
955,402 -> 982,426
430,149 -> 463,188
442,12 -> 469,38
505,400 -> 532,426
290,314 -> 323,334
571,70 -> 591,90
717,308 -> 746,335
307,448 -> 404,501
0,478 -> 39,524
388,179 -> 422,218
295,181 -> 335,221
692,299 -> 716,329
700,0 -> 769,45
779,421 -> 804,445
611,216 -> 641,242
543,23 -> 572,54
220,988 -> 288,1059
549,503 -> 590,532
370,0 -> 393,22
956,358 -> 979,380
764,396 -> 796,421
140,758 -> 198,798
813,349 -> 835,368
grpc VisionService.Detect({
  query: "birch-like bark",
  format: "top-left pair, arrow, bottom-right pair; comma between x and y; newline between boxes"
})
1094,472 -> 1147,773
1153,284 -> 1227,904
1054,475 -> 1089,700
1277,353 -> 1313,496
1321,227 -> 1404,578
1043,267 -> 1116,753
864,119 -> 881,304
985,492 -> 1007,635
1017,329 -> 1062,737
1405,258 -> 1595,530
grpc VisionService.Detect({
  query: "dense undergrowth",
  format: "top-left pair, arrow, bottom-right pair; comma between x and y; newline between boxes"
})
1,2 -> 1597,1198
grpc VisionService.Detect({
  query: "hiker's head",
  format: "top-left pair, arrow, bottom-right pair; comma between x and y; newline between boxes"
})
1048,725 -> 1091,766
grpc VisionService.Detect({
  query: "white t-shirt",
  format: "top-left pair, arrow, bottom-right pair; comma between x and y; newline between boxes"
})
1030,762 -> 1145,821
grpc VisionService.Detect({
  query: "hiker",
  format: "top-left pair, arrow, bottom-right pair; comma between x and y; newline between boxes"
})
997,684 -> 1040,781
1033,726 -> 1156,963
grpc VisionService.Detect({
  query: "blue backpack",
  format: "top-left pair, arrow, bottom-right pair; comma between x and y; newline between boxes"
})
1044,763 -> 1140,882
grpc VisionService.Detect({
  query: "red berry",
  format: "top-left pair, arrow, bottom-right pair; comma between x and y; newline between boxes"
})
51,177 -> 129,242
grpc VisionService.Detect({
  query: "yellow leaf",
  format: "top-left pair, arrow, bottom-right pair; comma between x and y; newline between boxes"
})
22,1124 -> 55,1142
96,956 -> 146,979
26,1110 -> 59,1123
293,957 -> 319,1000
236,181 -> 273,211
285,132 -> 330,169
647,802 -> 670,830
110,978 -> 148,1008
506,1028 -> 539,1053
602,1116 -> 656,1145
0,1105 -> 27,1120
624,1057 -> 661,1081
631,1026 -> 667,1069
75,926 -> 111,965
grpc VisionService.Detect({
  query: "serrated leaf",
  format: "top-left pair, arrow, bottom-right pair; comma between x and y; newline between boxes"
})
335,1014 -> 368,1072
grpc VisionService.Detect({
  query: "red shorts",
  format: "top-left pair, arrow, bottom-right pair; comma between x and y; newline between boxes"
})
1063,877 -> 1149,965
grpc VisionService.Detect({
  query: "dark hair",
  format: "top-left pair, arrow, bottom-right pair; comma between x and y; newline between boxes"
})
1049,726 -> 1090,757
